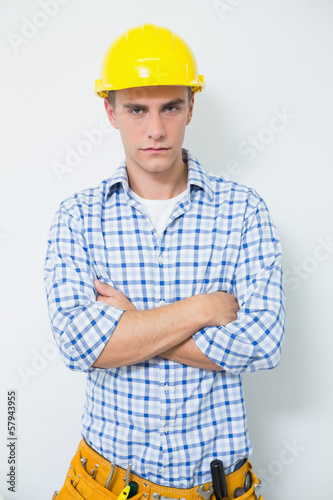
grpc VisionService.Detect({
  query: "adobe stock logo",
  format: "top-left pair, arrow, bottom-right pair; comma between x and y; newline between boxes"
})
7,0 -> 72,54
17,342 -> 59,386
284,235 -> 333,291
213,0 -> 247,22
52,118 -> 114,182
257,439 -> 306,493
216,106 -> 296,181
237,107 -> 296,162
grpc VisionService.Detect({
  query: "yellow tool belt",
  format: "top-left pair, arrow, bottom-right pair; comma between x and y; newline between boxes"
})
52,439 -> 263,500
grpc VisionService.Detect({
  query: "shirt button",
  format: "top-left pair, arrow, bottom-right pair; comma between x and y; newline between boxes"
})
158,256 -> 163,265
159,300 -> 166,307
163,425 -> 169,433
164,384 -> 169,392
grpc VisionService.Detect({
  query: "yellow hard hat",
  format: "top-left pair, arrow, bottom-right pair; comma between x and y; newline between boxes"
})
95,23 -> 206,98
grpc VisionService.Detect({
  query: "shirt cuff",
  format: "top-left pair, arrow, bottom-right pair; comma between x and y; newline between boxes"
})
193,325 -> 255,375
59,301 -> 125,372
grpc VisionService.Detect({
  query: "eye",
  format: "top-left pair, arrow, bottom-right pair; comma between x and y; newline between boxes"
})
165,105 -> 179,112
130,108 -> 143,115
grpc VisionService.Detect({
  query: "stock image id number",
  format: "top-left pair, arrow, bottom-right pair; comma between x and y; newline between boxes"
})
7,390 -> 17,492
8,390 -> 16,436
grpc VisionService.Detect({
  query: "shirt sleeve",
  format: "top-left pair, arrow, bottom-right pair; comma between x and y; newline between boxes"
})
193,197 -> 286,375
43,203 -> 125,372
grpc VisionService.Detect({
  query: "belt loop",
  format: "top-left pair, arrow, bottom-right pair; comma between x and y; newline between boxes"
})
143,480 -> 150,500
71,474 -> 80,488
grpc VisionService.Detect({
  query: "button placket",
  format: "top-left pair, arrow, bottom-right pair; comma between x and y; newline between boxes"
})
155,244 -> 167,308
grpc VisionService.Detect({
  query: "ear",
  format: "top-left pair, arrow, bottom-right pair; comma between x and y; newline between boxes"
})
104,98 -> 119,129
186,93 -> 195,126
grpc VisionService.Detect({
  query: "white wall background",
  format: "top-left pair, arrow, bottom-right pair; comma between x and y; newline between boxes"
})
1,0 -> 332,498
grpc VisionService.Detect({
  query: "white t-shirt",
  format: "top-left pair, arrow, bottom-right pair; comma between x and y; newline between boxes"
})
130,189 -> 188,237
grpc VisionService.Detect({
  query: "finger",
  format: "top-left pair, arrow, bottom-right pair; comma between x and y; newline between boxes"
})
96,294 -> 109,304
94,279 -> 115,296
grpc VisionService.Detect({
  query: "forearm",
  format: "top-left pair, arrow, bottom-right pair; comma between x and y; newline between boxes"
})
193,284 -> 285,375
160,337 -> 224,371
93,295 -> 208,369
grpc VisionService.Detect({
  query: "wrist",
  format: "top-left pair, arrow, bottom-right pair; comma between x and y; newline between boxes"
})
186,294 -> 209,330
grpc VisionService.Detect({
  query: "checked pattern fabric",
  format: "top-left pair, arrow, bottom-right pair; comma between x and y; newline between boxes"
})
44,149 -> 285,488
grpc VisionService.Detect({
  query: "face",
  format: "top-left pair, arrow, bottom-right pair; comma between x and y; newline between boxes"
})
104,85 -> 194,180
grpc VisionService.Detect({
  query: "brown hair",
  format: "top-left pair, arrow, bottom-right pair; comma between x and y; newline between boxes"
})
107,87 -> 193,109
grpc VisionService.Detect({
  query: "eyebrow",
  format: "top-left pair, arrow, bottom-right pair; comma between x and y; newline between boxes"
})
122,98 -> 187,110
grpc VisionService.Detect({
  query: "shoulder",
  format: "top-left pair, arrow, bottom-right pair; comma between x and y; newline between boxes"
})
203,173 -> 277,237
186,149 -> 265,213
57,177 -> 113,222
207,171 -> 266,214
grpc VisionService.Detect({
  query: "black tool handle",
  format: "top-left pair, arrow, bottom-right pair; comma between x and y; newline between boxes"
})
210,459 -> 228,500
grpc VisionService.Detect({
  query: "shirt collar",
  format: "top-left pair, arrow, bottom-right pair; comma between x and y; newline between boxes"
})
184,149 -> 213,201
107,148 -> 213,202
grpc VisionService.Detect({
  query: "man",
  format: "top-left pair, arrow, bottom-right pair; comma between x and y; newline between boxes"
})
44,23 -> 285,500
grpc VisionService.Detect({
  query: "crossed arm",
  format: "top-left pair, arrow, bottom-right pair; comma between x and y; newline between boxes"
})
45,200 -> 284,375
92,280 -> 239,371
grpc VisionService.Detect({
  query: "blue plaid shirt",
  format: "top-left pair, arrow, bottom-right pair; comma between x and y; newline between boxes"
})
44,149 -> 285,488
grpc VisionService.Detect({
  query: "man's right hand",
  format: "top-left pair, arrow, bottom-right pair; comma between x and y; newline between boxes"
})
95,280 -> 137,311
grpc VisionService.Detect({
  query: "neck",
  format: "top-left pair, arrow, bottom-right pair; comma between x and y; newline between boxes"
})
126,151 -> 188,200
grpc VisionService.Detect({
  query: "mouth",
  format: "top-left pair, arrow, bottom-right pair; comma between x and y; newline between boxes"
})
142,147 -> 171,153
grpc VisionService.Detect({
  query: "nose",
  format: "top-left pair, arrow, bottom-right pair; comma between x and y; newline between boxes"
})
146,111 -> 166,140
